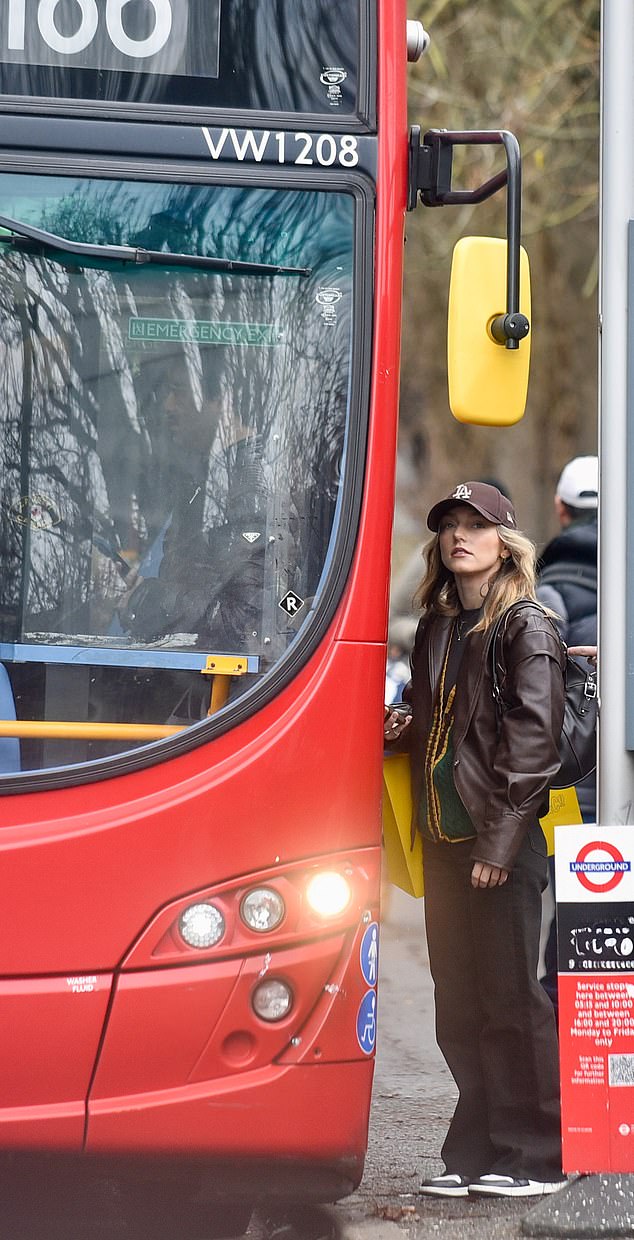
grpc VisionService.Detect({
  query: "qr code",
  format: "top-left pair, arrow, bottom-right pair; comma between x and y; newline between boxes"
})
609,1054 -> 634,1087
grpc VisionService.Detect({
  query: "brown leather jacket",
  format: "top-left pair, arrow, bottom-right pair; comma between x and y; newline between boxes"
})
402,603 -> 566,871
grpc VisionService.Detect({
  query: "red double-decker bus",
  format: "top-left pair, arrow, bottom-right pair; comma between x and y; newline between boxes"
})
0,0 -> 530,1229
0,0 -> 412,1226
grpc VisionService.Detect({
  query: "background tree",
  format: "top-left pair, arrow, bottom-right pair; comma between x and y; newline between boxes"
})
395,0 -> 599,578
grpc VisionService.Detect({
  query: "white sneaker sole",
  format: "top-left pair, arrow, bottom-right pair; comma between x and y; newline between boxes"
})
419,1186 -> 470,1198
469,1180 -> 566,1198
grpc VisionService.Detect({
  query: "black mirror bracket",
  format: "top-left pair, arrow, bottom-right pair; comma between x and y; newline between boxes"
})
408,127 -> 530,351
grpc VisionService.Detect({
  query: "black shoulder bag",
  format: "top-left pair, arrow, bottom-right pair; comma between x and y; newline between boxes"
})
490,604 -> 598,790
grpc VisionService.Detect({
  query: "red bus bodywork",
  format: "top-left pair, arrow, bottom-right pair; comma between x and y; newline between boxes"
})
0,0 -> 408,1203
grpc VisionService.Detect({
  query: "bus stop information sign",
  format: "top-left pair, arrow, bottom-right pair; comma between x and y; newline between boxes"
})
556,825 -> 634,1173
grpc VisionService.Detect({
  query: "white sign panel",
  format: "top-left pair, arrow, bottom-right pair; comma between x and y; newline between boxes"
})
555,825 -> 634,903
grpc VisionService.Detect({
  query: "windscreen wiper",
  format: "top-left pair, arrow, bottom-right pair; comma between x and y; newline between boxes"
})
0,214 -> 311,276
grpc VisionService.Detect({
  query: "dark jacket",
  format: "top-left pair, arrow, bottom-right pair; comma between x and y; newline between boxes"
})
537,516 -> 597,819
402,604 -> 565,871
537,517 -> 597,647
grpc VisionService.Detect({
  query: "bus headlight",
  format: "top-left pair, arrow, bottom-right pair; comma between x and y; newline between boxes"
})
252,979 -> 293,1021
240,887 -> 285,932
178,902 -> 225,949
305,871 -> 351,918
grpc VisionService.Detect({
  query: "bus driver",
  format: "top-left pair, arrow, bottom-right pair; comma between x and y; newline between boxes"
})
116,353 -> 266,655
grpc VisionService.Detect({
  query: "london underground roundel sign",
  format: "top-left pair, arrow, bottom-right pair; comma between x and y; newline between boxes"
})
570,841 -> 631,894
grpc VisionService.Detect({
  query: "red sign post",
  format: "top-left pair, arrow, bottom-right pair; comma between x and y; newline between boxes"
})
556,826 -> 634,1172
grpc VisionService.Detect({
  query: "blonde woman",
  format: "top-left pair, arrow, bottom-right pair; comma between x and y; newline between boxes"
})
385,482 -> 566,1201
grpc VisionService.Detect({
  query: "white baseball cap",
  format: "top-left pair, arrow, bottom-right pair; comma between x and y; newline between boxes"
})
556,456 -> 598,509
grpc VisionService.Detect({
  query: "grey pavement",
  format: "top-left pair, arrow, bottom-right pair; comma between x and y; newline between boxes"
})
329,884 -> 634,1240
522,1176 -> 634,1237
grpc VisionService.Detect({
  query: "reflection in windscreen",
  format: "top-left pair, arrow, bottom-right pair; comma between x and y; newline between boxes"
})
0,175 -> 354,773
0,0 -> 360,115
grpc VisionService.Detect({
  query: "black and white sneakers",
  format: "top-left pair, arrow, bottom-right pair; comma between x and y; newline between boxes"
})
419,1172 -> 567,1199
418,1173 -> 471,1198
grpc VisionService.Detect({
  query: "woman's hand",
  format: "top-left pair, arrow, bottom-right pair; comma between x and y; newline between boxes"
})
471,861 -> 510,888
384,705 -> 412,742
568,644 -> 597,666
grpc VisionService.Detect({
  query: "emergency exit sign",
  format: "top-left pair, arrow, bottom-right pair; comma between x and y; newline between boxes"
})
129,317 -> 282,346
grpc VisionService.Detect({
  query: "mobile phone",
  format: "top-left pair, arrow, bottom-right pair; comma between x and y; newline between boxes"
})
388,702 -> 412,718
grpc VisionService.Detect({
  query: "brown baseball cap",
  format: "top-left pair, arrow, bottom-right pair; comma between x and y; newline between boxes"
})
427,482 -> 517,532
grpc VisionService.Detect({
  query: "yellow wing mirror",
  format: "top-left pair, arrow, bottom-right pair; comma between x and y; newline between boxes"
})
408,129 -> 531,426
447,236 -> 531,426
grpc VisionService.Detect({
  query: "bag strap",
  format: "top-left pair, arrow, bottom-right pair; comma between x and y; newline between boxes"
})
490,611 -> 509,714
491,601 -> 597,717
490,600 -> 560,716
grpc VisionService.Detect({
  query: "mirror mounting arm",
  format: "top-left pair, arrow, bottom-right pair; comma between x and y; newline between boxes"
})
408,127 -> 530,351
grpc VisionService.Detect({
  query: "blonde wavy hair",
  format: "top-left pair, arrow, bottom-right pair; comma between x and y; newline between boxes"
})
414,524 -> 543,632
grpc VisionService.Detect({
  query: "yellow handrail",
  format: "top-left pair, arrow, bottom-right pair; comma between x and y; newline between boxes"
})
0,654 -> 251,742
201,655 -> 248,715
0,721 -> 184,741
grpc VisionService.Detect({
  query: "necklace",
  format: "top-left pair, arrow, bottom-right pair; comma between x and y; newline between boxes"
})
455,608 -> 481,641
455,616 -> 467,642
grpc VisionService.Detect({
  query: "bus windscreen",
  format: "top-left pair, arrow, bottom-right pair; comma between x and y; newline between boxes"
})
0,172 -> 356,774
0,0 -> 363,117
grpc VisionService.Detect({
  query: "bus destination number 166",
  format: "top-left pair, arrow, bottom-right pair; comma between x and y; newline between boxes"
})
2,0 -> 220,77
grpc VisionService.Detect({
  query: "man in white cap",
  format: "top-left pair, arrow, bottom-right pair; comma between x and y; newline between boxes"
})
537,455 -> 598,1014
537,455 -> 598,657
